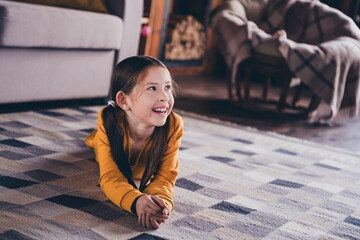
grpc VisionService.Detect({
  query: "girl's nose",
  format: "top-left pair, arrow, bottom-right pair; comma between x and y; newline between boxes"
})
158,89 -> 170,101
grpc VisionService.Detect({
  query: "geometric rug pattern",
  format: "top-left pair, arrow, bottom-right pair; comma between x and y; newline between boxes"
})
0,106 -> 359,239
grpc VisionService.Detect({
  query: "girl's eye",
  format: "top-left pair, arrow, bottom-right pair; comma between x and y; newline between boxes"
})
148,86 -> 156,91
165,85 -> 171,90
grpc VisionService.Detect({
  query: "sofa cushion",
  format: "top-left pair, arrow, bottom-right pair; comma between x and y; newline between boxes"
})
0,1 -> 123,49
253,38 -> 282,58
238,0 -> 268,25
218,0 -> 247,20
9,0 -> 108,13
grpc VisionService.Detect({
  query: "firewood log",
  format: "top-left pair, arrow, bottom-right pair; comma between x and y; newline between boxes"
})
165,14 -> 205,60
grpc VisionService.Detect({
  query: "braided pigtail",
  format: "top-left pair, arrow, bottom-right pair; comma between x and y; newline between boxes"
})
101,105 -> 137,189
139,112 -> 177,191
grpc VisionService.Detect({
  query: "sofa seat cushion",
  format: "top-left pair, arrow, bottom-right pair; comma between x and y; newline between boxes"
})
10,0 -> 109,13
238,0 -> 268,25
253,38 -> 283,58
0,1 -> 123,49
217,0 -> 247,20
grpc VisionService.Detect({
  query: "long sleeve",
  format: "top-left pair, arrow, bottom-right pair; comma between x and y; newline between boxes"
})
142,113 -> 184,211
96,108 -> 145,214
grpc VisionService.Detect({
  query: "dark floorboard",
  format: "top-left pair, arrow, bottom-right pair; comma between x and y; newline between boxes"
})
174,74 -> 360,153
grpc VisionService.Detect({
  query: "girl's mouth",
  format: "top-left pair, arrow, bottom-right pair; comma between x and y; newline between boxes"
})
152,107 -> 167,114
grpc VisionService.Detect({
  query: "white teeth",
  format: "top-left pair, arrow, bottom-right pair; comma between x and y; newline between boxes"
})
153,107 -> 167,113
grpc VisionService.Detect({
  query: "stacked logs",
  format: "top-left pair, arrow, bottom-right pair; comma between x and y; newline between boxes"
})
165,15 -> 205,60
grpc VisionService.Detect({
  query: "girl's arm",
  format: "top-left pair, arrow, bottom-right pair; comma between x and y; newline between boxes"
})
142,113 -> 184,212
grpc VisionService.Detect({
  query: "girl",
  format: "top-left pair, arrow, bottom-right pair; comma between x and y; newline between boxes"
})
85,56 -> 183,229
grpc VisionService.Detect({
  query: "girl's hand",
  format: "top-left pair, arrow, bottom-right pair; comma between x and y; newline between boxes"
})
151,196 -> 170,216
136,195 -> 169,228
139,213 -> 161,229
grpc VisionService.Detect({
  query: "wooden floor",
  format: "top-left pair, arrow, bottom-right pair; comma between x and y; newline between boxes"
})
2,73 -> 358,154
174,74 -> 360,154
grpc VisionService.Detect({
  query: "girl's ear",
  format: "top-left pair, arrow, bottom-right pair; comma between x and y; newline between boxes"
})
116,91 -> 130,111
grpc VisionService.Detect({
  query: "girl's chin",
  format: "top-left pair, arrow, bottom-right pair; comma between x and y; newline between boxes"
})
154,118 -> 168,127
153,115 -> 169,126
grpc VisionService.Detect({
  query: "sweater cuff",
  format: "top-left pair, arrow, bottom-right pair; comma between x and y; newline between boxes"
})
131,196 -> 141,215
163,199 -> 173,213
120,190 -> 145,214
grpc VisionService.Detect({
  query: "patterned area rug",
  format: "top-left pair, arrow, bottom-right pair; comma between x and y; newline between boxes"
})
0,106 -> 359,240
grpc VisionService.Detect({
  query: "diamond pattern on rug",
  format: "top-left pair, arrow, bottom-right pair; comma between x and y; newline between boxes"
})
228,220 -> 275,238
232,138 -> 254,144
211,201 -> 256,215
0,139 -> 33,148
0,121 -> 31,129
344,216 -> 360,227
24,170 -> 63,182
0,151 -> 34,160
0,230 -> 37,240
231,149 -> 256,156
0,176 -> 38,189
206,155 -> 235,163
175,178 -> 203,191
25,146 -> 56,156
196,187 -> 236,200
129,233 -> 167,240
270,179 -> 304,188
0,106 -> 359,240
172,202 -> 204,215
36,111 -> 79,122
0,129 -> 32,138
46,194 -> 98,210
80,202 -> 126,221
172,216 -> 221,232
313,162 -> 341,171
275,148 -> 298,156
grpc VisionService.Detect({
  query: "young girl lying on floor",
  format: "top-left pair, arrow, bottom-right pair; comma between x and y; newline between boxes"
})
85,56 -> 183,229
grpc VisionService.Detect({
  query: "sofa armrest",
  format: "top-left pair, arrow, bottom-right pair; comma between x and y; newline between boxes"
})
107,0 -> 143,63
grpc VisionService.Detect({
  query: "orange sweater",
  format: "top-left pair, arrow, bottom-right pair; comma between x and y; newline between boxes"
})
85,107 -> 183,214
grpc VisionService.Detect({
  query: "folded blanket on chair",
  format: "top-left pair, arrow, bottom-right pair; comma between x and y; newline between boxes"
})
211,0 -> 360,122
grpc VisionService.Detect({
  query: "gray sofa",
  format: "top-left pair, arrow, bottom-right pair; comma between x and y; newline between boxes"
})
0,0 -> 143,105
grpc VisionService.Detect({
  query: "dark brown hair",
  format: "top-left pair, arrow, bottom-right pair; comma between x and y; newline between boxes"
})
102,56 -> 177,191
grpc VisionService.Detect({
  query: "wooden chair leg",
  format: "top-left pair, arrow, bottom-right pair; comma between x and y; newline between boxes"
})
308,95 -> 321,112
292,82 -> 305,107
235,64 -> 242,101
278,74 -> 291,112
243,64 -> 251,108
226,67 -> 234,102
263,76 -> 271,101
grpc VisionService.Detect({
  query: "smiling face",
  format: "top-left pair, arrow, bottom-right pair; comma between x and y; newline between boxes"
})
118,66 -> 174,130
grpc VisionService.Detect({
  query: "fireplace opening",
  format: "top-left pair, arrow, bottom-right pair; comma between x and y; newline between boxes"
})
159,0 -> 213,68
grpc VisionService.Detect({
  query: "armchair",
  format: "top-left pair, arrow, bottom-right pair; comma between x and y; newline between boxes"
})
211,0 -> 360,122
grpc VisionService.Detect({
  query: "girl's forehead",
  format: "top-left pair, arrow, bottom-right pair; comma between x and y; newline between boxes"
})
139,66 -> 171,83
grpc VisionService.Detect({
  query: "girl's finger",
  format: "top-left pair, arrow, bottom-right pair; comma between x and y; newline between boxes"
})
151,196 -> 167,209
146,201 -> 162,213
138,213 -> 142,225
150,217 -> 160,229
151,196 -> 169,216
145,204 -> 162,216
162,207 -> 169,216
144,204 -> 168,220
149,214 -> 167,223
141,213 -> 147,228
146,213 -> 152,229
